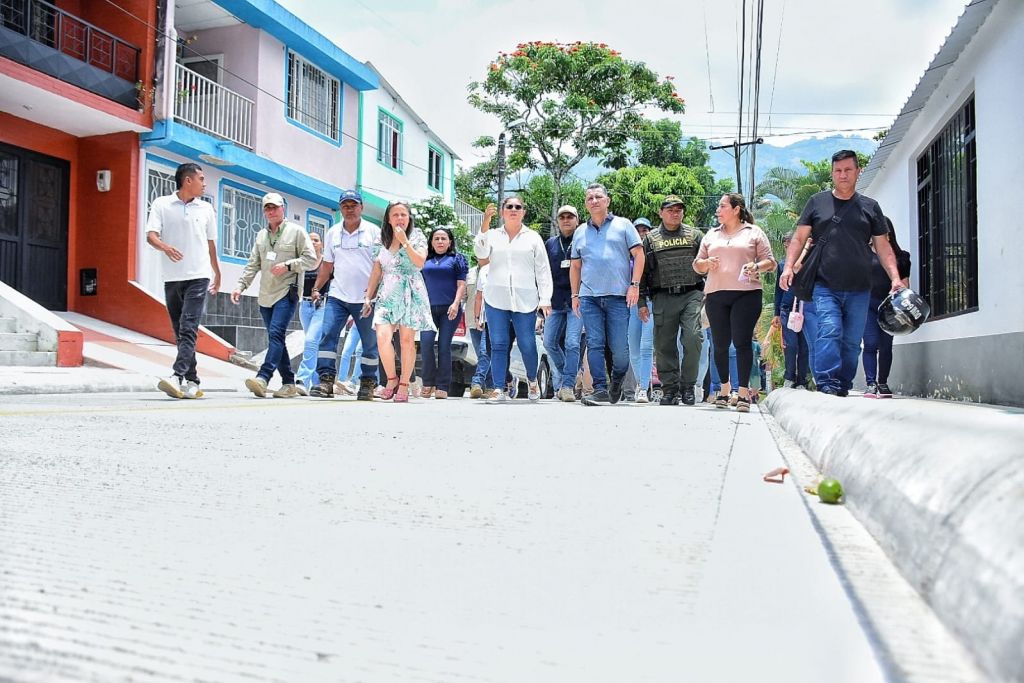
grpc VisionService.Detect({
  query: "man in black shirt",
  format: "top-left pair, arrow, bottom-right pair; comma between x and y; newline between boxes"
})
779,150 -> 902,396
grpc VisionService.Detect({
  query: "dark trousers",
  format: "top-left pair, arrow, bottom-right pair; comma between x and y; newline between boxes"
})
651,289 -> 704,390
862,295 -> 894,385
164,278 -> 209,383
258,291 -> 298,384
420,304 -> 461,391
705,289 -> 762,389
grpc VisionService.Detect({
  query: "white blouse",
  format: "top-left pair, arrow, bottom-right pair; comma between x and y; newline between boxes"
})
473,226 -> 553,313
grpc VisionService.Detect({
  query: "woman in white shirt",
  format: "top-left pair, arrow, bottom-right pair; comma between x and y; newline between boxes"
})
473,197 -> 553,401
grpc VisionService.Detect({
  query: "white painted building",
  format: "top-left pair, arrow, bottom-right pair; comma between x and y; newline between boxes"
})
860,0 -> 1023,407
356,63 -> 461,225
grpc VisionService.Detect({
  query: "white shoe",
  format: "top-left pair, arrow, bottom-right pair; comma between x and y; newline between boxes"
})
528,381 -> 541,402
157,375 -> 184,399
635,386 -> 650,403
294,384 -> 309,397
245,377 -> 268,398
783,379 -> 795,389
490,390 -> 509,403
182,380 -> 202,399
334,380 -> 354,396
557,387 -> 576,402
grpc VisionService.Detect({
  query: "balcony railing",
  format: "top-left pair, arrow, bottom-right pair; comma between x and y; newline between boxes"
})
174,62 -> 254,150
455,197 -> 484,235
1,0 -> 139,82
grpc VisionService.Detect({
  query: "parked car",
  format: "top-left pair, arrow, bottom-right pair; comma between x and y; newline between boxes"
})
507,331 -> 555,399
375,312 -> 477,396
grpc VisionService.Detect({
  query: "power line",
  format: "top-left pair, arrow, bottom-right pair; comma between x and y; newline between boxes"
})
765,0 -> 787,134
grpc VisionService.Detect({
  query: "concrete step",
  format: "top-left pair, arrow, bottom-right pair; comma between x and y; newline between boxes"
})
0,332 -> 38,352
0,317 -> 16,333
0,351 -> 56,366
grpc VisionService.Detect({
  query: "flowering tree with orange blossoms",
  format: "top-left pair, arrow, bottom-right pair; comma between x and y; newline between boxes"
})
468,41 -> 685,224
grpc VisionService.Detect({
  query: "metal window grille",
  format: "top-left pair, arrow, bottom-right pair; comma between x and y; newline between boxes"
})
146,166 -> 176,213
221,185 -> 263,260
377,111 -> 401,170
428,148 -> 443,191
307,214 -> 330,240
287,51 -> 339,142
916,95 -> 978,319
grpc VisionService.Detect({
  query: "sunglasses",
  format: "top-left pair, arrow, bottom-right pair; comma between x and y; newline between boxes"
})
504,204 -> 524,210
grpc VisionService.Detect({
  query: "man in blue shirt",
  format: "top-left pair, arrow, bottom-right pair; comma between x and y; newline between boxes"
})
570,183 -> 645,405
543,204 -> 584,402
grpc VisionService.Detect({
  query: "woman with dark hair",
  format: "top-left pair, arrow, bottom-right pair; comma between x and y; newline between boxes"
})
419,226 -> 469,398
362,202 -> 434,403
862,217 -> 911,398
693,193 -> 776,412
473,197 -> 553,402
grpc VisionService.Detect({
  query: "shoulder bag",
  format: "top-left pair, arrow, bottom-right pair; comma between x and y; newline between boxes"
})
789,194 -> 860,301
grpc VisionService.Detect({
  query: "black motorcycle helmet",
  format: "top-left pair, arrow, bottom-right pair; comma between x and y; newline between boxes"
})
877,288 -> 931,335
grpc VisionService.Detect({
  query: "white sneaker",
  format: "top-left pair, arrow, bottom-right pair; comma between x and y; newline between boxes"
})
490,390 -> 509,403
635,386 -> 650,404
528,381 -> 540,402
182,380 -> 202,399
783,379 -> 795,389
557,387 -> 576,402
295,384 -> 309,397
334,380 -> 354,396
157,375 -> 184,399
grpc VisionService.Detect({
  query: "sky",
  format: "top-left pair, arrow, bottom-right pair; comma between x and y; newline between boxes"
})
277,0 -> 970,168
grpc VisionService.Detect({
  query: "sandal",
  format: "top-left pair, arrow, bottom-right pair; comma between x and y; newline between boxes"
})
421,386 -> 435,399
714,393 -> 729,409
736,397 -> 750,413
393,381 -> 410,403
380,376 -> 399,400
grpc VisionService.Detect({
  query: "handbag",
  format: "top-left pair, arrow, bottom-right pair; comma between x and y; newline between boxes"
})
787,299 -> 804,332
789,194 -> 860,301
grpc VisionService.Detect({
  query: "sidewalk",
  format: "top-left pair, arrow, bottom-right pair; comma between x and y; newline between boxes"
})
0,313 -> 252,395
764,388 -> 1024,683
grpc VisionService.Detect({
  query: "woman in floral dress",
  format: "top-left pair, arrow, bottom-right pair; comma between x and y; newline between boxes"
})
362,201 -> 435,402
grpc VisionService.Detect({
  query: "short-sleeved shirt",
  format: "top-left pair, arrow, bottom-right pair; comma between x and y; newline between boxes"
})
695,224 -> 776,295
570,213 -> 641,297
322,220 -> 382,304
797,191 -> 888,292
421,252 -> 469,306
145,193 -> 217,283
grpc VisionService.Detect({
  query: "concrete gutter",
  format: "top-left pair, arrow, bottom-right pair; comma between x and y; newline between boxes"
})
764,389 -> 1024,683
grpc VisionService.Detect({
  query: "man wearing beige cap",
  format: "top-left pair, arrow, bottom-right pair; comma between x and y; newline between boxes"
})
544,204 -> 584,400
232,192 -> 317,397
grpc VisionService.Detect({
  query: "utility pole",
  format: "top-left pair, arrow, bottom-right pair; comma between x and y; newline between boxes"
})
709,138 -> 763,195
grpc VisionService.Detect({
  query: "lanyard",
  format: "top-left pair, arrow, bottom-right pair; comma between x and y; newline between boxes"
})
267,225 -> 282,250
558,235 -> 572,260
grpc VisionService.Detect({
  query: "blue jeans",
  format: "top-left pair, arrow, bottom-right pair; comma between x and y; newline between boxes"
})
781,310 -> 810,386
470,327 -> 493,389
579,295 -> 630,392
258,292 -> 298,384
708,341 -> 738,393
543,307 -> 584,390
627,302 -> 654,390
486,304 -> 539,387
697,329 -> 711,391
420,304 -> 460,391
861,295 -> 893,385
811,286 -> 870,393
338,330 -> 362,383
297,300 -> 326,388
316,297 -> 379,382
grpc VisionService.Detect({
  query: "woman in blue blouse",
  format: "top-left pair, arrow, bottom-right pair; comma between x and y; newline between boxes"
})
419,227 -> 469,398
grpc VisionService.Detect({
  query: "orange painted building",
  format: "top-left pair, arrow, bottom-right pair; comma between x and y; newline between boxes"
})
0,0 -> 233,363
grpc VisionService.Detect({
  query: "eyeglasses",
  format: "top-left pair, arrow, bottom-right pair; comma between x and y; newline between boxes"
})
504,204 -> 524,210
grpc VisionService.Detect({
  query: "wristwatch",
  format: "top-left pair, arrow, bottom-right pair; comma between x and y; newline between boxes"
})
629,281 -> 640,287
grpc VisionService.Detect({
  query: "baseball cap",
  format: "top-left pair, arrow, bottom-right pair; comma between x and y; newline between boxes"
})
339,189 -> 363,204
633,217 -> 652,228
261,192 -> 285,207
556,204 -> 578,218
660,195 -> 685,209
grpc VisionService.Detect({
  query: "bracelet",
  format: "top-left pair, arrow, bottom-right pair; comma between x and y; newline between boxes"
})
571,294 -> 580,299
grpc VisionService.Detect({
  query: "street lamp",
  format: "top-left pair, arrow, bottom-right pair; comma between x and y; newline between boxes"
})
496,119 -> 526,209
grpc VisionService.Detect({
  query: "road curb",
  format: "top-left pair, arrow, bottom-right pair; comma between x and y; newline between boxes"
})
764,389 -> 1024,683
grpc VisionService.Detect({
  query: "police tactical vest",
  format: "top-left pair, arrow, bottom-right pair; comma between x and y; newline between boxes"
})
648,225 -> 701,289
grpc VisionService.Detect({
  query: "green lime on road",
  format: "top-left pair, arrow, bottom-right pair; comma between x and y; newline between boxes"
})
818,478 -> 844,504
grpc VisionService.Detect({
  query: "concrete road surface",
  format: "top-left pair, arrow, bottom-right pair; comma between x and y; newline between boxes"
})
0,392 -> 974,681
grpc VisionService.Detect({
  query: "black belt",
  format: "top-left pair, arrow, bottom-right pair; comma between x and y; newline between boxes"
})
657,285 -> 701,295
301,296 -> 316,301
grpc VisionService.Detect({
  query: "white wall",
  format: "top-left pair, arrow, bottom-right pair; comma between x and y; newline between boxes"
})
866,0 -> 1024,344
360,87 -> 454,207
136,150 -> 335,302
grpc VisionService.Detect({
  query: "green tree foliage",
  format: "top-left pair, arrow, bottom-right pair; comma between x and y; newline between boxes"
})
468,41 -> 685,222
756,152 -> 873,215
519,174 -> 586,233
595,164 -> 705,227
409,195 -> 473,259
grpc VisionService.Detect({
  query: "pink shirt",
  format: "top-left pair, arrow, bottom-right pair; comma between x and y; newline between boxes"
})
695,223 -> 777,295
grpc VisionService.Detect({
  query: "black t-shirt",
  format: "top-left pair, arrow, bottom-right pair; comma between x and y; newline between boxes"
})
798,191 -> 888,291
869,249 -> 911,299
301,261 -> 332,298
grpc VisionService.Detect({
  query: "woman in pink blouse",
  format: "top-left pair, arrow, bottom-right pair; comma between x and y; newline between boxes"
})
693,193 -> 777,413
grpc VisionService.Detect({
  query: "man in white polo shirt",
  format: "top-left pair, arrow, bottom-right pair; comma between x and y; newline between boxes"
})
145,162 -> 221,399
309,190 -> 382,400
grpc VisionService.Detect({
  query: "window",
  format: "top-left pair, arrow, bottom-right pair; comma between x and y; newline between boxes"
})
377,110 -> 402,171
307,211 -> 331,240
428,146 -> 443,192
221,184 -> 263,260
916,95 -> 977,319
287,51 -> 340,142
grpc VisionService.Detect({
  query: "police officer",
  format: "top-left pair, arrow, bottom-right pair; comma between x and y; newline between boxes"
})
639,195 -> 704,405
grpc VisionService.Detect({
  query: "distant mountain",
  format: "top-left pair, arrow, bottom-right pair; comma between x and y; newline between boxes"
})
563,134 -> 878,190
